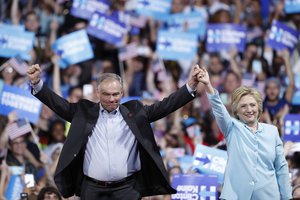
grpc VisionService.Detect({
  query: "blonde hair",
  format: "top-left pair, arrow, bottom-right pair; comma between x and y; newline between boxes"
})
231,86 -> 263,119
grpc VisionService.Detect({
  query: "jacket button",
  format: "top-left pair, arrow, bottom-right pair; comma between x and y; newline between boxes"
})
74,154 -> 76,157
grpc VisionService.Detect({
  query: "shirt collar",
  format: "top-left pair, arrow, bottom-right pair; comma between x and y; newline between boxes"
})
99,104 -> 119,115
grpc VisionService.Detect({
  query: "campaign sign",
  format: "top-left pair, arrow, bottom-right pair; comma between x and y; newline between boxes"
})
166,12 -> 206,39
206,23 -> 246,52
267,20 -> 299,52
285,0 -> 300,14
0,27 -> 34,60
5,175 -> 24,200
136,0 -> 172,21
71,0 -> 110,20
0,84 -> 42,124
193,144 -> 227,184
0,24 -> 25,31
283,114 -> 300,142
156,31 -> 198,61
52,29 -> 94,68
87,12 -> 127,46
171,174 -> 218,200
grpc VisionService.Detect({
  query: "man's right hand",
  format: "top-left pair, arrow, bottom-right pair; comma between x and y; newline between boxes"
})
27,64 -> 41,85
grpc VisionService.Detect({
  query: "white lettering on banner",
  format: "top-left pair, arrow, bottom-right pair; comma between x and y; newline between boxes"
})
207,29 -> 245,44
103,20 -> 127,37
86,1 -> 109,13
177,185 -> 198,193
171,193 -> 199,200
58,37 -> 88,57
90,14 -> 127,37
139,1 -> 170,12
1,91 -> 40,113
0,35 -> 32,51
281,30 -> 298,48
158,38 -> 196,52
210,156 -> 226,173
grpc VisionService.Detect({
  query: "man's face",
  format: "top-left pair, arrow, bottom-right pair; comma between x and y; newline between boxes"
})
97,79 -> 123,112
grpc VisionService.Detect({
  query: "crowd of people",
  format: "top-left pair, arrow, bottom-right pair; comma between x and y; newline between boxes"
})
0,0 -> 300,199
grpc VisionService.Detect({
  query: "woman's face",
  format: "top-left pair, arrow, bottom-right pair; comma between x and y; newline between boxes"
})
236,94 -> 259,126
265,80 -> 280,101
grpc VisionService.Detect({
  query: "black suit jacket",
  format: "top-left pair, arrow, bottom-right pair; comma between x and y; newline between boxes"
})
34,84 -> 195,198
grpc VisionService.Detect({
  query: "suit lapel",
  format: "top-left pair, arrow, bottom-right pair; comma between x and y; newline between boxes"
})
120,105 -> 144,145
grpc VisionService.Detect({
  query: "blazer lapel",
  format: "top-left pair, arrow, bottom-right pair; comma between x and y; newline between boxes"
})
120,105 -> 144,145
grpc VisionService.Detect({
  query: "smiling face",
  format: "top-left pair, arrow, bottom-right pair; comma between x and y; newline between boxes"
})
97,78 -> 123,112
236,95 -> 259,126
231,86 -> 263,127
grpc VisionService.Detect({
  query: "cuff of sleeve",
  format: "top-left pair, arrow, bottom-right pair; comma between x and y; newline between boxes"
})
186,83 -> 196,97
31,80 -> 43,95
206,88 -> 219,99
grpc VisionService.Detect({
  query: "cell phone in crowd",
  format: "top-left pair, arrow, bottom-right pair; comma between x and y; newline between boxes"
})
24,174 -> 35,188
20,192 -> 28,200
252,59 -> 262,74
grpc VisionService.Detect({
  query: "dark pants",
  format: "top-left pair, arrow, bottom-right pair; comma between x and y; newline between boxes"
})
80,176 -> 142,200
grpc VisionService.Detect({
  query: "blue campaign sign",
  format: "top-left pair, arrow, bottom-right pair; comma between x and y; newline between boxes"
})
0,84 -> 42,124
156,31 -> 198,61
206,23 -> 246,52
166,12 -> 206,39
5,175 -> 24,200
193,144 -> 227,184
70,0 -> 110,20
136,0 -> 172,21
0,27 -> 34,60
171,174 -> 218,200
0,24 -> 25,31
283,114 -> 300,142
267,20 -> 299,52
52,29 -> 94,68
285,0 -> 300,14
87,12 -> 127,46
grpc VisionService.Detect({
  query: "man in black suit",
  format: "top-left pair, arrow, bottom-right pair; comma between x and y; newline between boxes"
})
27,64 -> 202,200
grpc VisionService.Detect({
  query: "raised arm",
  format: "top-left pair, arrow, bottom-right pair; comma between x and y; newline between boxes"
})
27,64 -> 76,122
197,66 -> 233,138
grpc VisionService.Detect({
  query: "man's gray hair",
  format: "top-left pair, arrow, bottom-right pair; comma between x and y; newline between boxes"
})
97,73 -> 123,88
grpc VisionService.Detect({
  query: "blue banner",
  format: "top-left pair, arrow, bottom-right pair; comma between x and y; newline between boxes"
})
267,20 -> 299,52
70,0 -> 110,20
156,31 -> 198,61
283,114 -> 300,142
0,24 -> 25,31
5,175 -> 24,200
136,0 -> 172,21
87,12 -> 127,46
193,144 -> 227,184
0,26 -> 34,60
0,84 -> 42,124
171,174 -> 219,200
285,0 -> 300,14
166,12 -> 206,39
206,23 -> 246,52
52,29 -> 94,68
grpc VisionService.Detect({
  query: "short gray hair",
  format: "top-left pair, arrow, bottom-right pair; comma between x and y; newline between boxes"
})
97,73 -> 123,88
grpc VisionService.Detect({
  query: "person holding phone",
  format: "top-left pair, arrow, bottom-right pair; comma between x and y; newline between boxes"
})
196,66 -> 292,200
27,64 -> 202,200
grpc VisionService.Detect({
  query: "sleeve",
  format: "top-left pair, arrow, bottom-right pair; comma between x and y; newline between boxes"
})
274,131 -> 293,200
206,89 -> 233,139
33,83 -> 77,122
